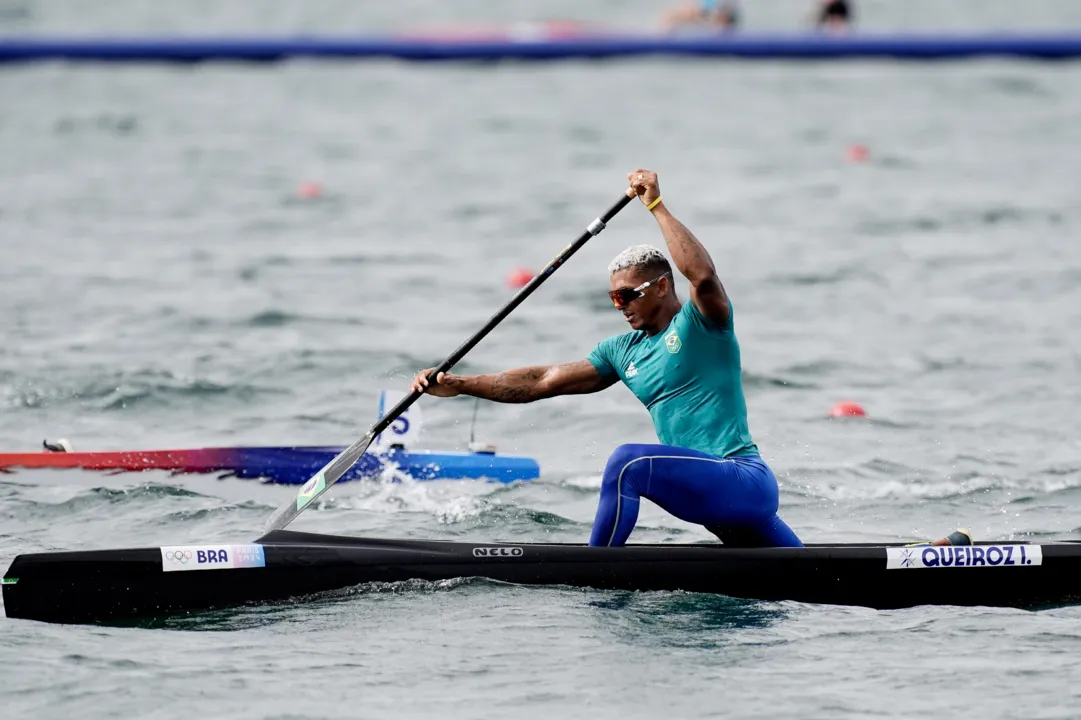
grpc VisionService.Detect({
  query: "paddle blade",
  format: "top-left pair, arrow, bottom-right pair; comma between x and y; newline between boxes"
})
263,432 -> 375,533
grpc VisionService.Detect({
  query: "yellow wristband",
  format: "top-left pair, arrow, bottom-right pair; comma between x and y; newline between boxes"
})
646,196 -> 663,212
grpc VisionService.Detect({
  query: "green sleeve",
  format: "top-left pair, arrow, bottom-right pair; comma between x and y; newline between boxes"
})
686,298 -> 734,333
587,337 -> 619,379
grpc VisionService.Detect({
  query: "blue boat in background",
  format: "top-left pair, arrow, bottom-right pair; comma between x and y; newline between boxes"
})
0,391 -> 540,484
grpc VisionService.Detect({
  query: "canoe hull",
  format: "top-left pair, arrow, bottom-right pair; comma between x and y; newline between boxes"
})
6,531 -> 1081,624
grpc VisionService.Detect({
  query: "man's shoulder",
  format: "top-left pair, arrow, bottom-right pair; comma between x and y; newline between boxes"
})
678,299 -> 734,335
596,328 -> 644,353
588,329 -> 644,379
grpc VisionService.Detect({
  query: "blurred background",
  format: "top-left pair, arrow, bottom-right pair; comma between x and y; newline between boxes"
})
1,0 -> 1081,32
2,1 -> 1081,718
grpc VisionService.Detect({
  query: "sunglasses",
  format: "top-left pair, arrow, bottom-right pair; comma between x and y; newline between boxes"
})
608,274 -> 668,309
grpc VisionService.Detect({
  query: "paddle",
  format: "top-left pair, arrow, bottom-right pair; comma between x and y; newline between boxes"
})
263,190 -> 635,533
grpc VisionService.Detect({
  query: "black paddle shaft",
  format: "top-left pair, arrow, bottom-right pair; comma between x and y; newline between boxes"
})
265,191 -> 635,533
376,192 -> 635,436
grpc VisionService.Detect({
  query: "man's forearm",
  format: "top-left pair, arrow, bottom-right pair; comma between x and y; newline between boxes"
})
651,204 -> 716,285
450,366 -> 549,403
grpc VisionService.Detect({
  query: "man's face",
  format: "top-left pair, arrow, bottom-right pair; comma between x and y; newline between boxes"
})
609,267 -> 668,331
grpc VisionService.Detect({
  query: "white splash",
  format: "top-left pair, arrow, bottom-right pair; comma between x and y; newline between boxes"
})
562,474 -> 603,490
326,465 -> 496,524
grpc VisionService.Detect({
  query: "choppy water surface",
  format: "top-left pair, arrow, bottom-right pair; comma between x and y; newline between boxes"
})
2,1 -> 1081,718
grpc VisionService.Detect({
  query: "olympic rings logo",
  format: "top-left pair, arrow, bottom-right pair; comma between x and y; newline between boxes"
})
165,550 -> 192,563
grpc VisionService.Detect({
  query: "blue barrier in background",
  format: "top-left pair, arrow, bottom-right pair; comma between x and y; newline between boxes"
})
2,33 -> 1081,63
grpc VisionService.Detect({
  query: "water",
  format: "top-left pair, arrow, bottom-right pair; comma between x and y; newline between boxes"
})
3,1 -> 1081,718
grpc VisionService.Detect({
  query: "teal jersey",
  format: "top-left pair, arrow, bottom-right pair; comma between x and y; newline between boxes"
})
587,301 -> 757,458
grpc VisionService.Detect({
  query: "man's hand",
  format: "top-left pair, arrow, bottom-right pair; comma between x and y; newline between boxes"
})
628,168 -> 662,210
410,368 -> 460,398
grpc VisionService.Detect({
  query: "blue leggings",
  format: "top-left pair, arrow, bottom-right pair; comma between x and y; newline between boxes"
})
589,443 -> 804,548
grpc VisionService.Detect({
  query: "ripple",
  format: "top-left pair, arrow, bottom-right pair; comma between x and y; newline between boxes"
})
1,369 -> 285,412
0,482 -> 210,520
743,371 -> 817,390
767,266 -> 875,287
54,114 -> 139,136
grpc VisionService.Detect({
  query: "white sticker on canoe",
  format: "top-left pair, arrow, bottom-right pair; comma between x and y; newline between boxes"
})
886,545 -> 1042,569
160,544 -> 266,572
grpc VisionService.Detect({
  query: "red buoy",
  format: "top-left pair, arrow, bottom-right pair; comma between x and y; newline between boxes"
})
829,401 -> 867,418
505,268 -> 535,288
846,144 -> 870,163
297,181 -> 323,199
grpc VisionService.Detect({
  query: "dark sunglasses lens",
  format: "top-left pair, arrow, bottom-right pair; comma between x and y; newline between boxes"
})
609,288 -> 636,308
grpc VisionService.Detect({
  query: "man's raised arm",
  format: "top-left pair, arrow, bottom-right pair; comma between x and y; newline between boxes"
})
629,169 -> 731,328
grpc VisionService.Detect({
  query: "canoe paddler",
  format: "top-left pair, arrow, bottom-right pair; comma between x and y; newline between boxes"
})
411,169 -> 803,548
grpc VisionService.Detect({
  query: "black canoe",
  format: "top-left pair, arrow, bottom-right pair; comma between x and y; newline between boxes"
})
4,530 -> 1080,624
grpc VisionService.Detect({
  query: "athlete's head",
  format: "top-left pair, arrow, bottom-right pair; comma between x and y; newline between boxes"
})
607,244 -> 677,331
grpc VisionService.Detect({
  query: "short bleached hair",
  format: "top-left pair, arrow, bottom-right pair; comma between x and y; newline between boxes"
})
608,244 -> 672,276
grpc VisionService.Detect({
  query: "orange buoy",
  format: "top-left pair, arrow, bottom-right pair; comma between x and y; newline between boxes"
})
829,400 -> 867,418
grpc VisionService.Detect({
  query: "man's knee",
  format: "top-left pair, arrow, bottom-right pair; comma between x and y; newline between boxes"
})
601,444 -> 651,493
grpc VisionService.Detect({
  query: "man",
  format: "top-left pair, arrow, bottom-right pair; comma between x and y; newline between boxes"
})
412,169 -> 803,548
661,0 -> 739,33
